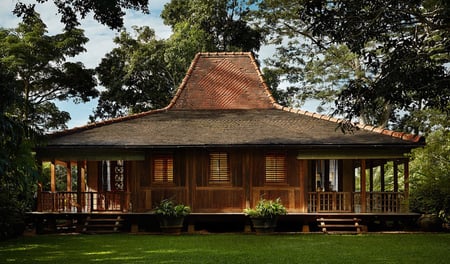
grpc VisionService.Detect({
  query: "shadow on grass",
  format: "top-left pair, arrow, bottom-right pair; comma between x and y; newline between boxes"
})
1,233 -> 450,263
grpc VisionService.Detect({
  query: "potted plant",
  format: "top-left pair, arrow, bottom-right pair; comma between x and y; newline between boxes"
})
154,198 -> 191,234
244,197 -> 287,233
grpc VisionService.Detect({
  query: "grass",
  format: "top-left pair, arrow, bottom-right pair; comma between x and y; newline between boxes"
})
1,233 -> 449,263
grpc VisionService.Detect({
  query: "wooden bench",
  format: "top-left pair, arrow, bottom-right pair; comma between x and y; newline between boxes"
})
317,217 -> 362,234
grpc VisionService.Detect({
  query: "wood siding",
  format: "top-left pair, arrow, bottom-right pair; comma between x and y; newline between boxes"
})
128,148 -> 305,213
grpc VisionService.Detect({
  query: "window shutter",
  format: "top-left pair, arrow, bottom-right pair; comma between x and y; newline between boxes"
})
265,153 -> 287,183
153,156 -> 173,183
209,152 -> 230,183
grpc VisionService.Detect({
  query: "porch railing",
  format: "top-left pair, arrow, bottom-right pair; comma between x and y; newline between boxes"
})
354,192 -> 406,213
308,192 -> 352,213
37,191 -> 131,213
308,192 -> 406,213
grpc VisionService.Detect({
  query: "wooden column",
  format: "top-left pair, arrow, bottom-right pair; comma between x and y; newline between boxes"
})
50,161 -> 56,192
299,160 -> 308,213
66,161 -> 72,192
76,161 -> 86,212
393,160 -> 399,192
404,160 -> 409,200
369,161 -> 374,192
360,160 -> 367,213
380,162 -> 385,192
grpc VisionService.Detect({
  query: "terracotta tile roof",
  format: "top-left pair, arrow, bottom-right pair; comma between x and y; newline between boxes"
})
168,52 -> 276,110
46,52 -> 424,147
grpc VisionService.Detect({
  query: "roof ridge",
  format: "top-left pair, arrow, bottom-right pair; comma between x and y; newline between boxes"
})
165,53 -> 202,110
275,103 -> 424,143
247,52 -> 278,107
197,51 -> 253,56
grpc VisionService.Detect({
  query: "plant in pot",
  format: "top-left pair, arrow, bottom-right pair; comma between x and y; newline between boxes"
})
154,198 -> 191,234
244,197 -> 287,233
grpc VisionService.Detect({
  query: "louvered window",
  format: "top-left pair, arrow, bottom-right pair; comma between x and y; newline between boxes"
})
153,156 -> 173,184
209,152 -> 230,183
265,153 -> 287,183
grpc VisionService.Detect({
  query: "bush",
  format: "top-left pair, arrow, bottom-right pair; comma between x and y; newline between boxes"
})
0,192 -> 26,240
243,197 -> 287,218
409,129 -> 450,222
153,198 -> 191,218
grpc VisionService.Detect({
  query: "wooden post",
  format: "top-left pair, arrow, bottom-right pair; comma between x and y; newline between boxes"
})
393,160 -> 399,192
404,160 -> 409,200
360,160 -> 367,213
369,161 -> 374,192
380,162 -> 385,192
66,161 -> 72,192
50,161 -> 56,192
77,161 -> 86,212
299,160 -> 308,213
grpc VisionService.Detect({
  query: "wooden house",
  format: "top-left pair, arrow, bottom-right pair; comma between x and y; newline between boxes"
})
35,52 -> 424,233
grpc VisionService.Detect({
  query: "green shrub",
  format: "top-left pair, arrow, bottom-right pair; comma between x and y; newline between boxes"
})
243,197 -> 287,218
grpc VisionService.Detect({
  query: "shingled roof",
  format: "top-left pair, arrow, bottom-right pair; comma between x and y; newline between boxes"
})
45,52 -> 424,149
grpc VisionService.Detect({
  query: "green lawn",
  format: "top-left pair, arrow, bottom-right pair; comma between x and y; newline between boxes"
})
1,233 -> 449,263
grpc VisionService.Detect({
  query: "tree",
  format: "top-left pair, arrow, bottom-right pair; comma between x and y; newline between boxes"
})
92,27 -> 175,120
162,0 -> 263,52
0,62 -> 38,240
0,13 -> 98,131
410,125 -> 450,219
92,0 -> 265,120
160,0 -> 264,98
251,0 -> 450,132
14,0 -> 149,30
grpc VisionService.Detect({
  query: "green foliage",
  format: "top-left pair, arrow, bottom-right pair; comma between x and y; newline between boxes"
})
0,62 -> 40,240
14,0 -> 150,30
92,27 -> 174,120
92,1 -> 264,120
243,197 -> 287,218
154,198 -> 191,218
251,0 -> 450,132
0,12 -> 97,131
410,128 -> 450,216
162,0 -> 263,53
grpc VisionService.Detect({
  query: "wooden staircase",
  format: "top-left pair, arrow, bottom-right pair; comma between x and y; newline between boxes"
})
82,215 -> 124,234
317,217 -> 362,234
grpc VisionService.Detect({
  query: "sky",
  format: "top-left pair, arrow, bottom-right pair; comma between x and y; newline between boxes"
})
0,0 -> 311,129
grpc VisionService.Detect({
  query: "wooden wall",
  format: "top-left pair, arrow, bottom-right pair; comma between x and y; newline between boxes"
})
128,148 -> 307,213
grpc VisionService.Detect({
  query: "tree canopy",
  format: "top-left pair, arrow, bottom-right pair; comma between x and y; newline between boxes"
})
410,128 -> 450,216
92,27 -> 175,120
91,0 -> 264,121
14,0 -> 150,30
252,0 -> 450,132
162,0 -> 262,52
0,13 -> 98,131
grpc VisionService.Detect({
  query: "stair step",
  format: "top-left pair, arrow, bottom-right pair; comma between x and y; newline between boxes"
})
86,219 -> 123,222
86,224 -> 121,227
317,217 -> 362,234
317,218 -> 361,222
83,215 -> 124,234
84,230 -> 121,234
320,224 -> 358,228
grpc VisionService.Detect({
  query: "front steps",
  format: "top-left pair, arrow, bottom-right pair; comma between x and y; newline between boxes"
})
317,217 -> 363,234
82,215 -> 124,234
